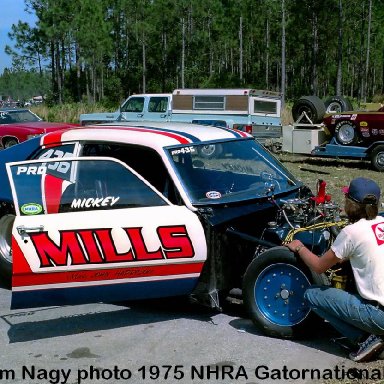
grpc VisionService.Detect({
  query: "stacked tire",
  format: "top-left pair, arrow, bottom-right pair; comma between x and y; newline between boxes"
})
292,95 -> 352,124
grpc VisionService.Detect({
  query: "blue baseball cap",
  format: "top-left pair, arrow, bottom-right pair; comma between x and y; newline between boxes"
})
342,177 -> 381,204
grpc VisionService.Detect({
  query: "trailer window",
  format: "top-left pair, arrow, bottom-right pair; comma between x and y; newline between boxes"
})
253,99 -> 277,114
193,96 -> 225,110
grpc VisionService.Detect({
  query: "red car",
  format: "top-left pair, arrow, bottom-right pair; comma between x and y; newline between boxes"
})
0,108 -> 79,148
322,109 -> 384,146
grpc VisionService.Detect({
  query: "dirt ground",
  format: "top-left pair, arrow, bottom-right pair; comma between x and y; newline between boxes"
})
277,152 -> 384,208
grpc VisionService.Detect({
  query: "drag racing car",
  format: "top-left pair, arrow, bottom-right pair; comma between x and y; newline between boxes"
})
0,122 -> 347,339
322,110 -> 384,146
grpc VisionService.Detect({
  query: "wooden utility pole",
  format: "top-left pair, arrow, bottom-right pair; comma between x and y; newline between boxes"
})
281,0 -> 286,109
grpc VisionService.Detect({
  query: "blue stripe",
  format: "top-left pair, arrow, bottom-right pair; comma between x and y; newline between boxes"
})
131,124 -> 201,142
216,126 -> 243,137
131,124 -> 242,142
11,277 -> 199,309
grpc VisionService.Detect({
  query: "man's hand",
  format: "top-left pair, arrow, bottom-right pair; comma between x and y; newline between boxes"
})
285,240 -> 340,274
285,239 -> 304,253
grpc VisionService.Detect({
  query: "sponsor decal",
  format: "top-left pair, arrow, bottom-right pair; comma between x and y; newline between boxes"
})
351,114 -> 357,120
17,165 -> 47,175
20,203 -> 43,215
372,129 -> 379,136
71,196 -> 120,209
205,191 -> 222,199
372,222 -> 384,245
361,127 -> 370,137
28,225 -> 195,268
360,121 -> 368,127
171,146 -> 196,155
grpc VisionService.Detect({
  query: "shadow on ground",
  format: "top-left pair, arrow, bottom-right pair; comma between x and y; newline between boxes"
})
3,297 -> 221,343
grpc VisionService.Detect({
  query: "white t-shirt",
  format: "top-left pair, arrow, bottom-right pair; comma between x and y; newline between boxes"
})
331,216 -> 384,306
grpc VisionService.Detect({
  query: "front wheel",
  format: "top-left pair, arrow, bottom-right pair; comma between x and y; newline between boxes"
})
371,145 -> 384,172
4,138 -> 18,149
0,214 -> 15,286
243,247 -> 315,339
334,121 -> 358,145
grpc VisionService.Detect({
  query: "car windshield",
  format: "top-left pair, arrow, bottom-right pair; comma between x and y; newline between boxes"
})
167,138 -> 300,205
0,110 -> 41,124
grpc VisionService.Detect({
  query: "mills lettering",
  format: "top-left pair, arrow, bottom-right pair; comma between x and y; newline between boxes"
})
28,225 -> 195,268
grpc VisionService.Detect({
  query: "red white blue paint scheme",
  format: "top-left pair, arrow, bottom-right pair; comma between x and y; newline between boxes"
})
0,121 -> 329,339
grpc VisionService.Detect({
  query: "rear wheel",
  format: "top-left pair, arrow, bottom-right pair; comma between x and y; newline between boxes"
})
371,145 -> 384,172
0,214 -> 15,286
243,247 -> 316,339
292,96 -> 326,124
334,120 -> 358,145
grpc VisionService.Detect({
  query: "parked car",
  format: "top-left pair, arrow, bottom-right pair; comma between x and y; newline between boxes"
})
0,122 -> 346,339
0,108 -> 79,148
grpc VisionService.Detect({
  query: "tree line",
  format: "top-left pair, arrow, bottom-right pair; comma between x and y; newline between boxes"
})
2,0 -> 384,106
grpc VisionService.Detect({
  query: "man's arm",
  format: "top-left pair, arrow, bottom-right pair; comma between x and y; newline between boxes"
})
286,239 -> 341,274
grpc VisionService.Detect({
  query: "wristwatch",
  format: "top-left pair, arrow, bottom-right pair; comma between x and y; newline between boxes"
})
295,244 -> 305,253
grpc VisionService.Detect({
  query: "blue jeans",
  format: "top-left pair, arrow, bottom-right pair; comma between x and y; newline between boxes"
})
304,286 -> 384,344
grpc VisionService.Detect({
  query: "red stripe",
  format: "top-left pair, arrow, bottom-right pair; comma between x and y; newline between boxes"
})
41,130 -> 65,146
238,131 -> 250,137
90,126 -> 192,144
13,262 -> 205,287
44,174 -> 64,214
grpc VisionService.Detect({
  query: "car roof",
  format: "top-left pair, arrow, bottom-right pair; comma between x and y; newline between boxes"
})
125,93 -> 172,97
42,122 -> 251,150
0,108 -> 30,112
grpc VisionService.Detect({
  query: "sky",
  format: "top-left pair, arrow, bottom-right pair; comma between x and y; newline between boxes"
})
0,0 -> 37,73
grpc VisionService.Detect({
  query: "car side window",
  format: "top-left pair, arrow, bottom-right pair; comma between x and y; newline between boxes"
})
8,158 -> 168,215
121,97 -> 144,113
148,97 -> 168,113
82,143 -> 181,204
60,159 -> 168,213
0,112 -> 15,123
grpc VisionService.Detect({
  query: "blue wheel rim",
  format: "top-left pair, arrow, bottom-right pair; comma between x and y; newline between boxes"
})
254,263 -> 311,326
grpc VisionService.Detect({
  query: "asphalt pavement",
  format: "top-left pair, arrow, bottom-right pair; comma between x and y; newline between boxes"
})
0,281 -> 380,384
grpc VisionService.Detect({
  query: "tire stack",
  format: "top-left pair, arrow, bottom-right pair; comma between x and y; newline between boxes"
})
291,95 -> 352,124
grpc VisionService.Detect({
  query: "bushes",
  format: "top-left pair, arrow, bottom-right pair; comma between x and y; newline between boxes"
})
31,102 -> 116,124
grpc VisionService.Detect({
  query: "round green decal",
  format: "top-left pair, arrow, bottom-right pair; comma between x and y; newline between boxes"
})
21,203 -> 43,215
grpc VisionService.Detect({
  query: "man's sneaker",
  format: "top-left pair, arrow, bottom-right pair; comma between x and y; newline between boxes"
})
349,334 -> 384,362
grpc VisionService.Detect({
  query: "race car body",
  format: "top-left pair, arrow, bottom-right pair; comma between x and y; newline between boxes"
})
0,121 -> 339,339
322,111 -> 384,146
